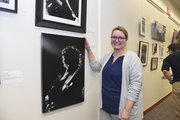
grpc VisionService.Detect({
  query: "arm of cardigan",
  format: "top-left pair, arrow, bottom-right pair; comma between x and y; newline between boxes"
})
89,60 -> 102,72
128,54 -> 143,102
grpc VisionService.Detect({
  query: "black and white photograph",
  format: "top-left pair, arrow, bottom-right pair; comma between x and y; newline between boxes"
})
41,33 -> 85,113
0,0 -> 9,4
35,0 -> 87,33
44,0 -> 80,26
0,0 -> 17,13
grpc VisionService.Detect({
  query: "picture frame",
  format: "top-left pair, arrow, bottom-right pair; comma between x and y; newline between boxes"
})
35,0 -> 87,33
0,0 -> 17,13
151,20 -> 166,42
159,45 -> 164,59
41,33 -> 85,113
152,43 -> 157,54
151,57 -> 158,71
138,41 -> 149,66
140,16 -> 146,36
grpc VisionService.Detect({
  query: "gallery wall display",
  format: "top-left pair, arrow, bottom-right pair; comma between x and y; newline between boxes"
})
35,0 -> 87,33
138,41 -> 149,66
140,16 -> 146,36
151,57 -> 158,71
41,33 -> 85,113
0,0 -> 17,13
152,43 -> 157,54
171,29 -> 180,44
151,20 -> 166,42
159,45 -> 164,59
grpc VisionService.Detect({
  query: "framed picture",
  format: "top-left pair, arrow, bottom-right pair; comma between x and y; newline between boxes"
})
171,29 -> 180,44
35,0 -> 87,33
140,16 -> 146,36
159,45 -> 164,59
42,33 -> 85,113
151,20 -> 166,42
152,43 -> 157,54
0,0 -> 17,13
138,41 -> 149,66
151,57 -> 158,71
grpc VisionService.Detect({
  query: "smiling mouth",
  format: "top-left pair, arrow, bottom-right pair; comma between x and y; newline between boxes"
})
114,43 -> 120,45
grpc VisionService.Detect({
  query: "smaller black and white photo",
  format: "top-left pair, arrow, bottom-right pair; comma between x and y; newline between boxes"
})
45,0 -> 79,21
35,0 -> 87,33
44,0 -> 81,26
42,33 -> 85,113
0,0 -> 17,13
0,0 -> 9,4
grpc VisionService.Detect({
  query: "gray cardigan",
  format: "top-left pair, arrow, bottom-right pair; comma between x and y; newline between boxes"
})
89,50 -> 143,120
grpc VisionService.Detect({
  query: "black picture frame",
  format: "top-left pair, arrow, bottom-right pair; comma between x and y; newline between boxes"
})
0,0 -> 17,13
35,0 -> 87,33
151,57 -> 158,71
41,33 -> 85,113
138,41 -> 149,66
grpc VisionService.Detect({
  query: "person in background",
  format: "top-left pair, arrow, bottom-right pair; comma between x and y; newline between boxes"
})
161,43 -> 180,120
85,26 -> 143,120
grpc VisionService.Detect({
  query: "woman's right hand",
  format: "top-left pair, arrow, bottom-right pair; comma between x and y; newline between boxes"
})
83,37 -> 95,61
84,37 -> 91,51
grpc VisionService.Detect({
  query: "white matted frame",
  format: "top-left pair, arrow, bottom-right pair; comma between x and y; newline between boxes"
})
0,0 -> 17,13
35,0 -> 87,33
140,16 -> 146,36
159,45 -> 165,59
138,41 -> 149,66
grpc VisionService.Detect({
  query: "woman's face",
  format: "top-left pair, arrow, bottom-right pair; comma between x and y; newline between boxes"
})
111,30 -> 127,50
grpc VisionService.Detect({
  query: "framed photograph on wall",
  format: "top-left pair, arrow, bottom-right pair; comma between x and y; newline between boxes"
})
152,43 -> 157,54
138,41 -> 149,66
35,0 -> 87,33
42,33 -> 85,113
151,20 -> 166,42
151,57 -> 158,71
140,16 -> 146,36
159,45 -> 164,59
0,0 -> 17,13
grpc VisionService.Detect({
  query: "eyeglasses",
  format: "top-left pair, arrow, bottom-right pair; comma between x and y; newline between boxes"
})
111,36 -> 126,42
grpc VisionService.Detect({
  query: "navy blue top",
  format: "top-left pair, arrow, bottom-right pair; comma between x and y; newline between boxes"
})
161,50 -> 180,84
102,54 -> 124,114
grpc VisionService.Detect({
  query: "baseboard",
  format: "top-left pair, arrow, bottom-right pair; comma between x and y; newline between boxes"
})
143,92 -> 172,115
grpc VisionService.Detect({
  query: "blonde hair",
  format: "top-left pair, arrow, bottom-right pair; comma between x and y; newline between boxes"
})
111,26 -> 128,39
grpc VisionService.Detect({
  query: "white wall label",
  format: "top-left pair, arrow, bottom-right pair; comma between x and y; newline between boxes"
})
2,71 -> 23,85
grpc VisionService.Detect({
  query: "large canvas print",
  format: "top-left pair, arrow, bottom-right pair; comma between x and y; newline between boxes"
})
42,33 -> 85,113
151,20 -> 166,42
35,0 -> 87,33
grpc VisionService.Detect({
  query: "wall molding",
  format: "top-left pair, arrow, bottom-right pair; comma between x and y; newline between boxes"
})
147,0 -> 180,27
143,92 -> 172,115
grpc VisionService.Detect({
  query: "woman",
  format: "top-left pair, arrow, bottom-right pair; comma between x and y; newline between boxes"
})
85,26 -> 143,120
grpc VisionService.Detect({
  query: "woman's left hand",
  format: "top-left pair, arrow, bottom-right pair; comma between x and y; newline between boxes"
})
120,108 -> 130,120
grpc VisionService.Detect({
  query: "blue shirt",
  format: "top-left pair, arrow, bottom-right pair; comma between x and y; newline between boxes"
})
102,54 -> 124,114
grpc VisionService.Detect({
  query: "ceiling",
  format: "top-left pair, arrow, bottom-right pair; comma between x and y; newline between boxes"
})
170,0 -> 180,12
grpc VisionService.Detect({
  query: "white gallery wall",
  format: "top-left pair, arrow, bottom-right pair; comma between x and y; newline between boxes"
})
0,0 -> 99,120
0,0 -> 180,120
